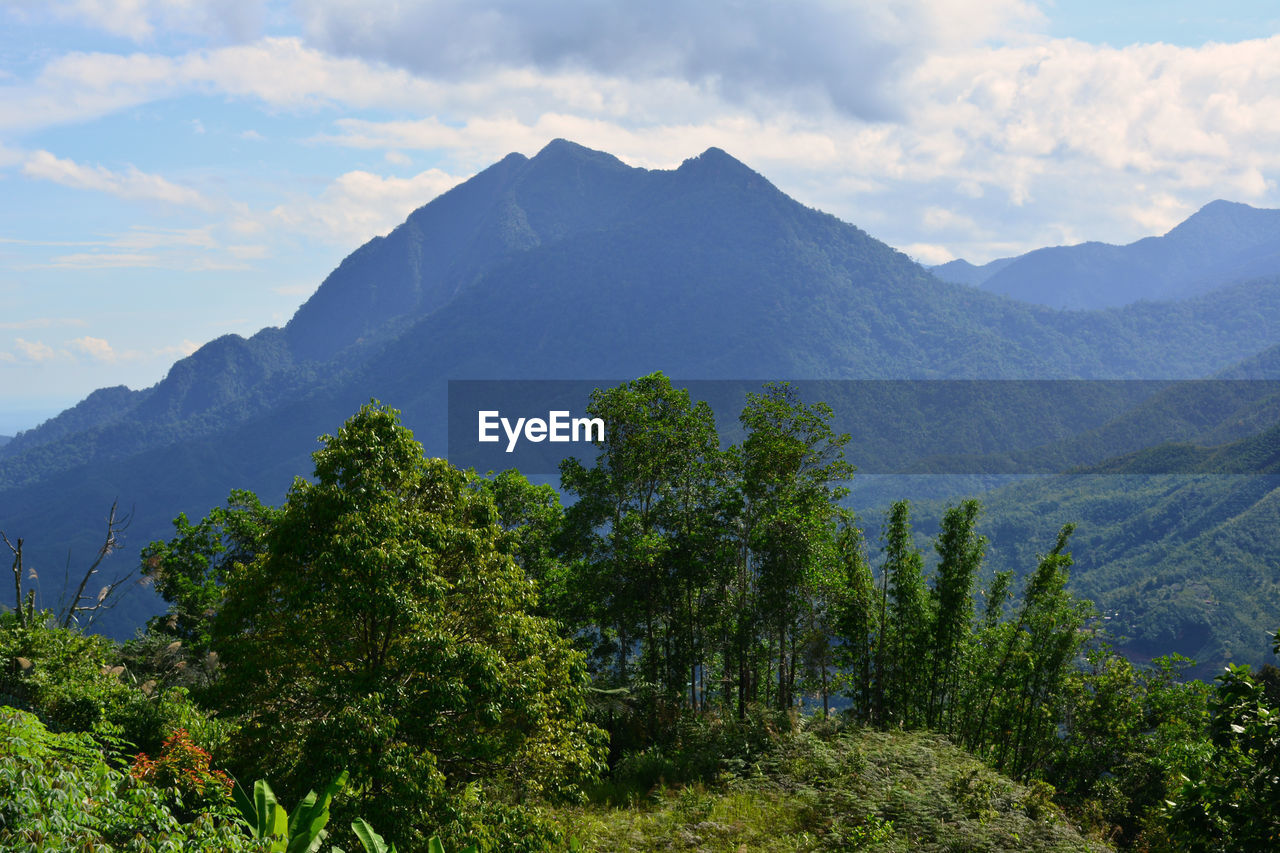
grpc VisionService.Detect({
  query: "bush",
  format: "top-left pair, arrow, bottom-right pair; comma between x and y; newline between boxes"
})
0,705 -> 259,851
0,610 -> 232,760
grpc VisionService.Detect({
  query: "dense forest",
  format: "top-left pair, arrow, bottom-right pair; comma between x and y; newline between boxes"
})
3,375 -> 1278,851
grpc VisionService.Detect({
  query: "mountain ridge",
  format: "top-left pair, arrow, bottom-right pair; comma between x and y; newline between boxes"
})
4,139 -> 1280,648
933,199 -> 1280,309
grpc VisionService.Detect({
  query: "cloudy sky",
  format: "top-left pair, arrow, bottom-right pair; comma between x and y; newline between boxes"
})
2,0 -> 1279,432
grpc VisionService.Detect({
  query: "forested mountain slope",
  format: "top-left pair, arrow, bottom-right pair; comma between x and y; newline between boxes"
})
3,140 -> 1280,642
934,200 -> 1280,309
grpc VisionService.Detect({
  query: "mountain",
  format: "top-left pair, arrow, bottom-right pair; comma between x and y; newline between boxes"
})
4,140 -> 1280,643
961,468 -> 1280,679
934,200 -> 1280,309
931,255 -> 1016,286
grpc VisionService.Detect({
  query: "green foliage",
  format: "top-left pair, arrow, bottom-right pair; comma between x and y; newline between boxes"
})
348,817 -> 402,853
562,722 -> 1106,852
0,609 -> 231,760
878,500 -> 930,728
0,705 -> 260,851
1050,652 -> 1209,845
141,488 -> 279,653
738,382 -> 854,713
209,401 -> 606,851
928,500 -> 986,730
231,770 -> 348,853
1164,663 -> 1280,851
972,471 -> 1280,679
560,371 -> 727,704
559,375 -> 855,725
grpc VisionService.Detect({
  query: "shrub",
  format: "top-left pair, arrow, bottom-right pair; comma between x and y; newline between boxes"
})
0,705 -> 258,851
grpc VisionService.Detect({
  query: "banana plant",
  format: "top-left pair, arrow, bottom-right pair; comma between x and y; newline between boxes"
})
231,770 -> 349,853
346,817 -> 398,853
338,818 -> 476,853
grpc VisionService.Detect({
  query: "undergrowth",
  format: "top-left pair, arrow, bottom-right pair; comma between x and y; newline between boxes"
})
554,716 -> 1112,852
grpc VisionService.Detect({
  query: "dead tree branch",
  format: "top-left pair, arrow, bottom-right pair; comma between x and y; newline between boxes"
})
2,531 -> 24,627
59,501 -> 138,630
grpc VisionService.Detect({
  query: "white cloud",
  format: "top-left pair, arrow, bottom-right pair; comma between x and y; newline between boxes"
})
12,338 -> 58,362
267,167 -> 463,243
110,226 -> 218,250
0,8 -> 1277,271
45,252 -> 162,268
153,339 -> 201,358
69,335 -> 115,362
298,0 -> 1043,119
23,150 -> 210,208
227,244 -> 269,260
900,243 -> 956,265
273,283 -> 313,296
0,143 -> 22,168
11,0 -> 266,43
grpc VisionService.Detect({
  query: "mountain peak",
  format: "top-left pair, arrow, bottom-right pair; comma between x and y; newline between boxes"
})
676,146 -> 772,191
529,138 -> 630,171
1163,198 -> 1280,245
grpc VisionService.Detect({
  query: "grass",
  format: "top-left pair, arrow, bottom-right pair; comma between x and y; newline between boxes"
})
550,721 -> 1113,852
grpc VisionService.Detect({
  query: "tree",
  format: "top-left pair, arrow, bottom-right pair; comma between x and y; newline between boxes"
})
141,490 -> 278,652
879,500 -> 929,728
737,382 -> 853,712
559,372 -> 726,704
210,402 -> 605,850
1166,660 -> 1280,851
831,521 -> 876,721
928,499 -> 986,730
3,502 -> 137,631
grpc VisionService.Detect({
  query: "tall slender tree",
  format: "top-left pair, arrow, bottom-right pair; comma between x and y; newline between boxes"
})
738,383 -> 853,711
881,500 -> 929,727
928,499 -> 986,729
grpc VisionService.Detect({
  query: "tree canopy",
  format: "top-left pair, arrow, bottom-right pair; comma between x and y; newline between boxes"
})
209,402 -> 605,849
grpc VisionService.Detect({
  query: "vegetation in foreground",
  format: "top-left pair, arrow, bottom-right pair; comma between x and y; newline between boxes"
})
2,376 -> 1278,850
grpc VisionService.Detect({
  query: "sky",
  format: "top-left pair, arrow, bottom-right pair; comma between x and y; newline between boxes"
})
2,0 -> 1280,433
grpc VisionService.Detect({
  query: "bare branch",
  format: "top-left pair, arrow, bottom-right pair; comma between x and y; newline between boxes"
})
2,531 -> 24,627
61,501 -> 137,630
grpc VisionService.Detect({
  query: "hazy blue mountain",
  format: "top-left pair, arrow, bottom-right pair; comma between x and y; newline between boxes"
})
0,436 -> 9,449
934,200 -> 1280,309
4,140 -> 1280,644
931,255 -> 1016,286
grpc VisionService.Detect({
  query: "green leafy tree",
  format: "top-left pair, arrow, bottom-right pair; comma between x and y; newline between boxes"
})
737,382 -> 853,712
211,402 -> 606,851
1166,656 -> 1280,851
972,524 -> 1092,778
928,499 -> 986,730
1052,650 -> 1209,845
831,522 -> 876,721
0,706 -> 258,851
878,500 -> 929,728
141,489 -> 279,652
559,372 -> 725,704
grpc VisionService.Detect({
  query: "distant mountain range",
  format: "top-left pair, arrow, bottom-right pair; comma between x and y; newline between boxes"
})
933,200 -> 1280,309
3,139 -> 1280,673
